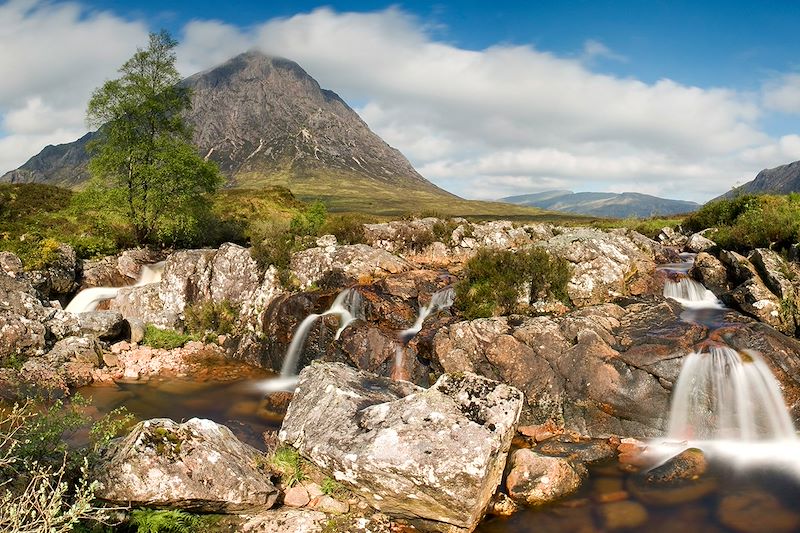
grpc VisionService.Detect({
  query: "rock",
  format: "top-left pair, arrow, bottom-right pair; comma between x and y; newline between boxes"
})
241,508 -> 327,533
0,272 -> 51,359
24,242 -> 78,298
599,500 -> 649,530
46,336 -> 102,366
719,250 -> 758,284
279,363 -> 523,531
690,252 -> 730,294
686,233 -> 716,253
486,493 -> 518,517
540,227 -> 656,306
112,284 -> 174,328
76,311 -> 125,340
315,234 -> 337,247
128,317 -> 145,344
18,357 -> 68,398
309,494 -> 348,514
658,226 -> 688,248
0,252 -> 23,276
79,256 -> 128,289
94,418 -> 278,512
644,448 -> 707,484
505,448 -> 586,506
718,491 -> 800,533
283,485 -> 310,508
749,248 -> 796,299
725,278 -> 791,334
290,244 -> 413,290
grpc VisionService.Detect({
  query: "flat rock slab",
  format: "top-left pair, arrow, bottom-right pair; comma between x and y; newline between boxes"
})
279,362 -> 524,531
94,418 -> 278,512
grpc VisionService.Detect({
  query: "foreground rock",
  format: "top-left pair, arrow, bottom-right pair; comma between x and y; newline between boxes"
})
95,418 -> 278,512
505,448 -> 586,505
279,362 -> 524,532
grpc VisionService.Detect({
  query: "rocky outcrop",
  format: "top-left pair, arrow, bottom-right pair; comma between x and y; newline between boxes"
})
279,362 -> 523,531
0,271 -> 51,360
80,248 -> 163,289
290,243 -> 413,290
95,418 -> 278,512
685,232 -> 716,253
689,252 -> 730,295
22,243 -> 78,299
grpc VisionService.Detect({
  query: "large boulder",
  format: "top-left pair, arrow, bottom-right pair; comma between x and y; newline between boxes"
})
279,362 -> 524,532
685,232 -> 716,253
689,252 -> 730,295
23,242 -> 78,299
539,228 -> 657,306
505,448 -> 586,506
290,244 -> 413,290
94,418 -> 278,512
0,272 -> 51,360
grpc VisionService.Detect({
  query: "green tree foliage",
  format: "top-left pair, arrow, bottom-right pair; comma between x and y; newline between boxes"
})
86,30 -> 222,245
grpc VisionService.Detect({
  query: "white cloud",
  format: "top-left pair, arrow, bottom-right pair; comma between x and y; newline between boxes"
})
2,3 -> 799,203
0,0 -> 147,173
763,73 -> 800,114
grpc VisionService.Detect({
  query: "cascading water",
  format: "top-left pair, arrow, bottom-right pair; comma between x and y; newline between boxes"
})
663,277 -> 721,309
667,346 -> 796,441
259,288 -> 363,392
393,287 -> 455,381
64,261 -> 165,313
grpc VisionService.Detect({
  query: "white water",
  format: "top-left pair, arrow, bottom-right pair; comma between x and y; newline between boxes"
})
260,289 -> 363,393
399,287 -> 455,344
663,277 -> 722,309
65,261 -> 165,313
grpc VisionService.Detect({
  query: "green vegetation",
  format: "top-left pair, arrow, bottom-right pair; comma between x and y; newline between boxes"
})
129,509 -> 200,533
0,399 -> 134,532
455,248 -> 572,319
141,324 -> 195,350
184,300 -> 238,339
268,446 -> 306,487
320,476 -> 349,498
684,193 -> 800,251
590,216 -> 685,239
85,30 -> 222,245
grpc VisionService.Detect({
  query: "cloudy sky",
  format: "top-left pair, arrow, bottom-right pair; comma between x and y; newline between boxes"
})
2,0 -> 800,202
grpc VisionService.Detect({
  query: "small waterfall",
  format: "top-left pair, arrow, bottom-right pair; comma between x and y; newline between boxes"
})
667,346 -> 796,441
399,287 -> 455,344
65,261 -> 165,313
663,277 -> 721,309
260,289 -> 363,393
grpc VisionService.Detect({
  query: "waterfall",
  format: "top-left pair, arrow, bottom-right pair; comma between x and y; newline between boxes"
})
663,277 -> 721,309
667,346 -> 796,441
399,287 -> 455,344
260,288 -> 363,393
65,261 -> 165,313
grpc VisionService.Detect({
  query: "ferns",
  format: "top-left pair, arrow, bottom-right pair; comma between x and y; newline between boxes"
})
129,509 -> 200,533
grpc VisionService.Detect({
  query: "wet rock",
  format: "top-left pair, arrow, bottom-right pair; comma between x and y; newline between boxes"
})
94,417 -> 278,512
486,493 -> 518,517
690,252 -> 730,294
290,243 -> 413,290
718,491 -> 800,533
533,436 -> 617,465
283,485 -> 310,508
505,448 -> 586,506
686,233 -> 716,253
279,363 -> 523,531
644,448 -> 707,484
240,508 -> 327,532
598,500 -> 648,530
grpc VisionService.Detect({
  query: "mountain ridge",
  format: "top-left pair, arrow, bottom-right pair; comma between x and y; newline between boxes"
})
501,190 -> 699,218
717,160 -> 800,200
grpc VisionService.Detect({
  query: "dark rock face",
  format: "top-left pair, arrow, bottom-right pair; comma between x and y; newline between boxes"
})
279,363 -> 523,532
1,52 -> 448,200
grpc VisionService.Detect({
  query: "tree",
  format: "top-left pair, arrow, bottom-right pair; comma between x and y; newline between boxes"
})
86,30 -> 221,245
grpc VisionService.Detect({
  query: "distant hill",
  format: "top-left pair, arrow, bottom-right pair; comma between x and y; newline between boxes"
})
500,190 -> 700,218
1,51 -> 463,213
717,160 -> 800,201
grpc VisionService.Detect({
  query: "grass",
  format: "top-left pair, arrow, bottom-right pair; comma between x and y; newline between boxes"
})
183,300 -> 238,338
268,446 -> 306,487
141,325 -> 195,350
454,247 -> 572,319
129,509 -> 200,533
320,476 -> 349,498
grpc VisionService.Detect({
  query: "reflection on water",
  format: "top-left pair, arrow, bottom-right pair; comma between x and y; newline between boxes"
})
77,372 -> 283,450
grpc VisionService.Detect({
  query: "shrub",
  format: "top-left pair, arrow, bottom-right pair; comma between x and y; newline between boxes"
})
289,200 -> 327,238
320,213 -> 376,244
431,219 -> 460,244
141,325 -> 194,350
184,300 -> 238,337
268,446 -> 305,487
129,509 -> 200,533
455,248 -> 571,319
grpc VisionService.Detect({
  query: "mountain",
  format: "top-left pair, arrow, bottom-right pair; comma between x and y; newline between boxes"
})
717,160 -> 800,200
1,51 -> 456,212
500,190 -> 700,218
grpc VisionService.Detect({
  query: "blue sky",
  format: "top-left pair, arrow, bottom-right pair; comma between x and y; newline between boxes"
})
2,0 -> 800,201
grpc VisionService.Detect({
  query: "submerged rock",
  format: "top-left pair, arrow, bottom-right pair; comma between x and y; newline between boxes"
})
718,491 -> 800,533
279,362 -> 523,532
95,417 -> 278,512
505,448 -> 586,506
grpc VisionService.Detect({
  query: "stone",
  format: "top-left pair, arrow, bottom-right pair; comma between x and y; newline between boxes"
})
644,448 -> 707,484
486,493 -> 518,517
658,226 -> 688,248
599,500 -> 648,530
0,272 -> 50,359
690,252 -> 730,295
309,494 -> 348,514
686,233 -> 716,253
0,252 -> 23,276
315,234 -> 338,247
241,509 -> 327,533
94,418 -> 278,512
279,363 -> 523,531
283,485 -> 310,508
749,248 -> 796,299
46,336 -> 102,366
290,244 -> 413,289
112,284 -> 173,328
18,357 -> 68,398
505,448 -> 586,506
726,278 -> 791,334
77,311 -> 125,340
25,242 -> 78,298
719,250 -> 758,284
718,491 -> 800,533
128,317 -> 145,344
